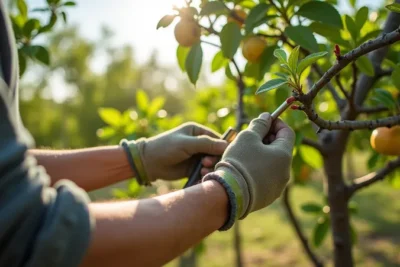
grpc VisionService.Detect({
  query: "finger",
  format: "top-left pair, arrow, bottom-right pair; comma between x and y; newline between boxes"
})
270,119 -> 296,149
186,136 -> 228,156
247,112 -> 272,139
182,122 -> 221,138
201,156 -> 219,167
201,167 -> 214,176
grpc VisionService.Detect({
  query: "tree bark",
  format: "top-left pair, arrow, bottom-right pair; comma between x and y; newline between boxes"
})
321,7 -> 400,267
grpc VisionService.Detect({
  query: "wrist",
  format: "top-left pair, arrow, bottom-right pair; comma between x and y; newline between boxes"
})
119,139 -> 151,186
202,166 -> 250,231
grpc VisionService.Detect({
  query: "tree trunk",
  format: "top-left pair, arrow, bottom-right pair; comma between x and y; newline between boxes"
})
323,140 -> 353,267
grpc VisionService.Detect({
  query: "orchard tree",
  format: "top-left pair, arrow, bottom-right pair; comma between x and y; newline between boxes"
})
157,0 -> 400,266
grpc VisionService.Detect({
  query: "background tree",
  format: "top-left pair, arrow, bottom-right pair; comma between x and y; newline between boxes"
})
157,0 -> 400,266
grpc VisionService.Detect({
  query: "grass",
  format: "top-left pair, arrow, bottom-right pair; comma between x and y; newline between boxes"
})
88,170 -> 400,267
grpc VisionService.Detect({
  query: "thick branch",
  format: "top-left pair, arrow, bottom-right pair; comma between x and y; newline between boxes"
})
301,138 -> 325,154
304,27 -> 400,102
301,107 -> 400,130
348,157 -> 400,197
282,185 -> 324,267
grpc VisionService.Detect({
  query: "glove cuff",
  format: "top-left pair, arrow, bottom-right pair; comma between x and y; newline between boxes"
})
119,138 -> 151,186
202,165 -> 249,231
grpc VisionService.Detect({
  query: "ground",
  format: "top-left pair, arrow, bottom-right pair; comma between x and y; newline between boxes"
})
89,163 -> 400,267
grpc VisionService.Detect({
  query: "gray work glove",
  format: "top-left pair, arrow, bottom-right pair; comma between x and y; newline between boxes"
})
122,122 -> 228,184
203,113 -> 295,230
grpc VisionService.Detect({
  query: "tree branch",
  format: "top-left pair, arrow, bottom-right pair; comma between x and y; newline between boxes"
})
348,157 -> 400,197
301,137 -> 325,154
303,27 -> 400,102
356,105 -> 388,114
313,65 -> 345,109
301,107 -> 400,131
335,74 -> 350,100
282,185 -> 324,267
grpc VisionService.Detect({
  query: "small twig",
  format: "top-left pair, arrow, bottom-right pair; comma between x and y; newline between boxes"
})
301,107 -> 400,130
256,33 -> 281,38
376,68 -> 393,78
313,65 -> 345,109
282,185 -> 324,267
335,74 -> 350,100
356,105 -> 389,114
268,0 -> 291,25
201,39 -> 220,48
348,157 -> 400,197
301,138 -> 325,155
200,24 -> 219,35
304,27 -> 400,102
349,63 -> 358,111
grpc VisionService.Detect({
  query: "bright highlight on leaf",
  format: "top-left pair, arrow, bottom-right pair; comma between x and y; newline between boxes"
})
297,51 -> 328,75
386,3 -> 400,13
256,78 -> 288,94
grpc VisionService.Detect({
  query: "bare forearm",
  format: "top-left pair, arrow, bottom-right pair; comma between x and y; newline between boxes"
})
80,180 -> 228,267
29,146 -> 133,191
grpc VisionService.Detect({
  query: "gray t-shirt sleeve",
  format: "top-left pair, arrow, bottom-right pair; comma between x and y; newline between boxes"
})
0,3 -> 95,267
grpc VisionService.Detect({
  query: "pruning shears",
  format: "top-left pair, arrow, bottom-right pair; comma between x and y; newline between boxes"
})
183,97 -> 294,189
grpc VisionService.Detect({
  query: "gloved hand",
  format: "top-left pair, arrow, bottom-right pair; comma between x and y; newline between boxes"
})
203,113 -> 295,230
121,122 -> 228,184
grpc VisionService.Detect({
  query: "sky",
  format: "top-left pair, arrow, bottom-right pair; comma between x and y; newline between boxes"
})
24,0 -> 383,100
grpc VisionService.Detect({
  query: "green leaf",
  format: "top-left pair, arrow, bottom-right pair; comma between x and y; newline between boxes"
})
355,6 -> 369,31
297,1 -> 342,29
148,97 -> 165,117
220,22 -> 242,59
348,201 -> 358,215
371,88 -> 397,110
300,146 -> 323,169
200,1 -> 226,16
259,45 -> 278,78
358,29 -> 382,45
288,46 -> 300,74
350,223 -> 358,245
301,203 -> 323,214
350,0 -> 357,8
156,15 -> 176,29
61,11 -> 67,23
23,19 -> 40,37
386,3 -> 400,13
17,0 -> 28,20
309,22 -> 351,48
225,64 -> 236,81
392,65 -> 400,90
63,1 -> 76,6
31,46 -> 50,65
297,51 -> 328,75
284,26 -> 319,52
211,51 -> 228,72
367,151 -> 380,170
98,108 -> 122,127
273,48 -> 287,65
345,15 -> 358,41
127,180 -> 141,197
136,89 -> 149,112
176,45 -> 190,72
355,56 -> 374,77
18,50 -> 26,76
256,79 -> 288,94
244,3 -> 270,33
313,217 -> 330,247
185,42 -> 203,85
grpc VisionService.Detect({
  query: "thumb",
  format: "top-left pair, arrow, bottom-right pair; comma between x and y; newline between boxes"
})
185,136 -> 228,156
247,113 -> 272,139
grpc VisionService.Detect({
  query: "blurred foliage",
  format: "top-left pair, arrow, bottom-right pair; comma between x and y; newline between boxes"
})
11,0 -> 400,264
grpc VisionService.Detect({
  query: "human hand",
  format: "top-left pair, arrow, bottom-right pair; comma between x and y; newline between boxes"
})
203,113 -> 295,230
123,122 -> 228,183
